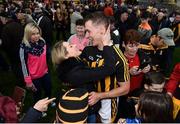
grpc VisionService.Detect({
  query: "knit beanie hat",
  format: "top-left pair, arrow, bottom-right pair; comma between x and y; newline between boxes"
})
56,88 -> 89,123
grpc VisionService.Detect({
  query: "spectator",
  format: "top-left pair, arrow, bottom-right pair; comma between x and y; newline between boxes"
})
118,91 -> 174,123
109,16 -> 121,46
170,11 -> 180,46
70,5 -> 83,35
103,2 -> 114,17
138,11 -> 152,44
117,71 -> 167,120
123,29 -> 151,95
67,19 -> 89,51
34,7 -> 53,51
19,23 -> 52,103
150,11 -> 167,35
115,7 -> 129,44
21,97 -> 56,123
0,96 -> 18,123
165,63 -> 180,122
139,28 -> 175,76
1,10 -> 24,83
54,4 -> 68,41
0,95 -> 55,123
116,29 -> 151,119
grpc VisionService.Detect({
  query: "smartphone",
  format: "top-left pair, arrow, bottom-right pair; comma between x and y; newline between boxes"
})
137,62 -> 148,71
12,86 -> 26,104
137,58 -> 151,71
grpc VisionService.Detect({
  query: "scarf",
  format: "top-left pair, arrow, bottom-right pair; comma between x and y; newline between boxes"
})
20,39 -> 45,56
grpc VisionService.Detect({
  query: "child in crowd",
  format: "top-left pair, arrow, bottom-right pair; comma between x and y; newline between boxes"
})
118,91 -> 174,123
68,19 -> 89,51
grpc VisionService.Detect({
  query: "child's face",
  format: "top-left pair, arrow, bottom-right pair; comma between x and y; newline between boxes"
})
144,82 -> 165,92
30,28 -> 40,43
76,25 -> 85,36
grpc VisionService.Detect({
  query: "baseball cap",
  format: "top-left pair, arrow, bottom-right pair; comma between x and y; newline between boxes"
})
157,28 -> 175,46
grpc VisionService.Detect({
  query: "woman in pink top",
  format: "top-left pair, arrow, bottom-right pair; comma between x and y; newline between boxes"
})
68,19 -> 89,51
19,23 -> 51,102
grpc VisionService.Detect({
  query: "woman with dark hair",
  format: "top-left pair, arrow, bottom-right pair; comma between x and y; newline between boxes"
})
118,91 -> 174,123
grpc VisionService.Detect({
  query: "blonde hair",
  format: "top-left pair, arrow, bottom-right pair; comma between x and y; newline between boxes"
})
22,22 -> 43,47
51,41 -> 68,65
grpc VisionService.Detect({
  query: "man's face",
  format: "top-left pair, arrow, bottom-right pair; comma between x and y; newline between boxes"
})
76,25 -> 85,36
85,20 -> 103,46
151,35 -> 165,47
121,12 -> 128,22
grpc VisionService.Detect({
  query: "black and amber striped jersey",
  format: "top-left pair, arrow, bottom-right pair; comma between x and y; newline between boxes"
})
80,45 -> 130,122
81,45 -> 129,92
139,43 -> 168,74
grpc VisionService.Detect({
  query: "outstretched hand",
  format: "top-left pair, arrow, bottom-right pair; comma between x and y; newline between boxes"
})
33,97 -> 56,112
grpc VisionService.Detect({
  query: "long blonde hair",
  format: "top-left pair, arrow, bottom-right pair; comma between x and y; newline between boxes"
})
22,22 -> 43,47
51,41 -> 68,65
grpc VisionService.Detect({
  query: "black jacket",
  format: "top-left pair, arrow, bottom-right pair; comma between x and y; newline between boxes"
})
21,107 -> 42,123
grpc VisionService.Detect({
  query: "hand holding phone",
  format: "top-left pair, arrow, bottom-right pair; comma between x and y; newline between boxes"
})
141,64 -> 151,73
130,66 -> 141,75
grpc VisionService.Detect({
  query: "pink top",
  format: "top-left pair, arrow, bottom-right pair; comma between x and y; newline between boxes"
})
25,46 -> 48,84
68,34 -> 89,51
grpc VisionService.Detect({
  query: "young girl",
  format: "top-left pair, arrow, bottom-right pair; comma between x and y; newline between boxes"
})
118,91 -> 174,123
19,23 -> 51,102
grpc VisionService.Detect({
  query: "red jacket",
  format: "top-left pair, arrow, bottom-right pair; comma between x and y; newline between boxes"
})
166,63 -> 180,98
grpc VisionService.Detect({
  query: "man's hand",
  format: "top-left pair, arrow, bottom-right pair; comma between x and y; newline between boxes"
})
33,97 -> 56,112
88,92 -> 101,106
26,83 -> 37,92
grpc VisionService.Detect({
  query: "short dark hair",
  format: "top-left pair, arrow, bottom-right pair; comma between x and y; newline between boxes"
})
144,71 -> 165,86
141,11 -> 151,19
124,29 -> 142,45
84,11 -> 110,29
76,19 -> 84,26
138,91 -> 173,123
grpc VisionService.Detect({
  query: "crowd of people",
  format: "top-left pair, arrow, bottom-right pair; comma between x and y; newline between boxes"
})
0,0 -> 180,123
